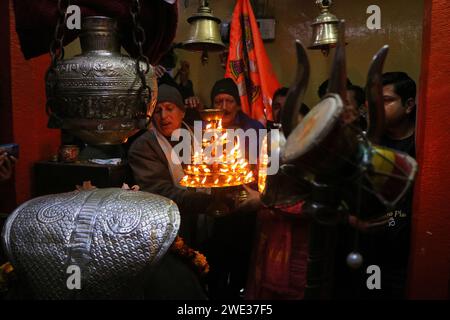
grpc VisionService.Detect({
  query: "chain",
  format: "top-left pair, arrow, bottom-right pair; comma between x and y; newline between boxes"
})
46,0 -> 70,122
130,0 -> 151,110
49,0 -> 70,68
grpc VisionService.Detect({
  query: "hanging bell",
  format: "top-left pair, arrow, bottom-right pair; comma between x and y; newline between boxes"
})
309,0 -> 340,56
182,0 -> 226,52
45,16 -> 157,145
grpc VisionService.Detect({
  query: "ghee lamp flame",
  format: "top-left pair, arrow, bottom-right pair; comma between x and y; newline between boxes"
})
179,109 -> 254,188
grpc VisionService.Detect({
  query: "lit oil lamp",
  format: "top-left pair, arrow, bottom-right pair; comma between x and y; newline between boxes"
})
179,109 -> 255,215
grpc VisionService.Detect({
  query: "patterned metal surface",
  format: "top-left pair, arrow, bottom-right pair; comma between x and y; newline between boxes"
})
1,188 -> 180,299
45,16 -> 157,145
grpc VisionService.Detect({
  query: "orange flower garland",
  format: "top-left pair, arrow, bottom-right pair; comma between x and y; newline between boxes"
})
0,262 -> 14,293
170,236 -> 210,277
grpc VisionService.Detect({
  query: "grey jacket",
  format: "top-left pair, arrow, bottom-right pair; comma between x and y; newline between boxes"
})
128,130 -> 213,216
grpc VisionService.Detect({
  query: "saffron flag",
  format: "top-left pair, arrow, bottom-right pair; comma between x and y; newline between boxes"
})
225,0 -> 280,125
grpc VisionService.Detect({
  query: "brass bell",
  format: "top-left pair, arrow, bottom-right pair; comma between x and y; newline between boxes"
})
182,0 -> 226,53
309,0 -> 340,56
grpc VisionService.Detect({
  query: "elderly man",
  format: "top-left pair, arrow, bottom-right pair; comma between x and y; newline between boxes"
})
129,83 -> 260,299
128,83 -> 250,233
128,84 -> 224,244
211,78 -> 265,131
205,78 -> 265,299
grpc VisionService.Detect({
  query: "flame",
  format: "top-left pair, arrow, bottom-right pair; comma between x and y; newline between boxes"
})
179,114 -> 254,188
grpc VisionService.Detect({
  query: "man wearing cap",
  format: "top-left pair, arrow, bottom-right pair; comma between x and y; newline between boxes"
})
124,86 -> 213,300
211,78 -> 265,131
129,83 -> 261,299
128,84 -> 225,245
205,78 -> 264,299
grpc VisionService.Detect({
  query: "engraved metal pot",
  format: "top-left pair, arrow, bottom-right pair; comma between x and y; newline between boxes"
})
1,188 -> 180,299
45,16 -> 157,145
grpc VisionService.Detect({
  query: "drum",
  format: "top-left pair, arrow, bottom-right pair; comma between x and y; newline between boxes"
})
281,94 -> 360,180
364,144 -> 417,210
264,93 -> 418,215
337,143 -> 418,219
258,127 -> 310,207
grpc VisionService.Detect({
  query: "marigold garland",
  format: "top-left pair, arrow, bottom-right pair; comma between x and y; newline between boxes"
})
0,262 -> 14,293
170,236 -> 210,276
0,239 -> 209,293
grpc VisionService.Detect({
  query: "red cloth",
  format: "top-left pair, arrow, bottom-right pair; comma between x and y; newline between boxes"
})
224,0 -> 280,125
246,201 -> 310,300
12,0 -> 178,63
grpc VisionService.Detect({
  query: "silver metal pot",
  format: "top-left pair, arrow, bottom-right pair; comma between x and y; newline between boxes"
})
45,16 -> 157,145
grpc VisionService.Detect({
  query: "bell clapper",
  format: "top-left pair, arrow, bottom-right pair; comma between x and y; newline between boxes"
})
201,50 -> 209,65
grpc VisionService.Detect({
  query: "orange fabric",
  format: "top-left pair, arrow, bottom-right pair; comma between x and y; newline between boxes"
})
225,0 -> 280,125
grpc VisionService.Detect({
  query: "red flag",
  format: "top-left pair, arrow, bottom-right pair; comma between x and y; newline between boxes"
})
225,0 -> 280,125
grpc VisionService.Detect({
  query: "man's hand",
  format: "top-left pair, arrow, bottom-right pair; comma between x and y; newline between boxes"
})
154,65 -> 167,78
122,183 -> 140,191
184,96 -> 203,110
348,214 -> 391,234
235,184 -> 262,212
0,151 -> 16,182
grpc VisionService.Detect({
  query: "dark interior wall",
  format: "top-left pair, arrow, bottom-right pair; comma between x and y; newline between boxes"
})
5,0 -> 61,208
0,0 -> 16,213
63,1 -> 424,110
170,0 -> 424,108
